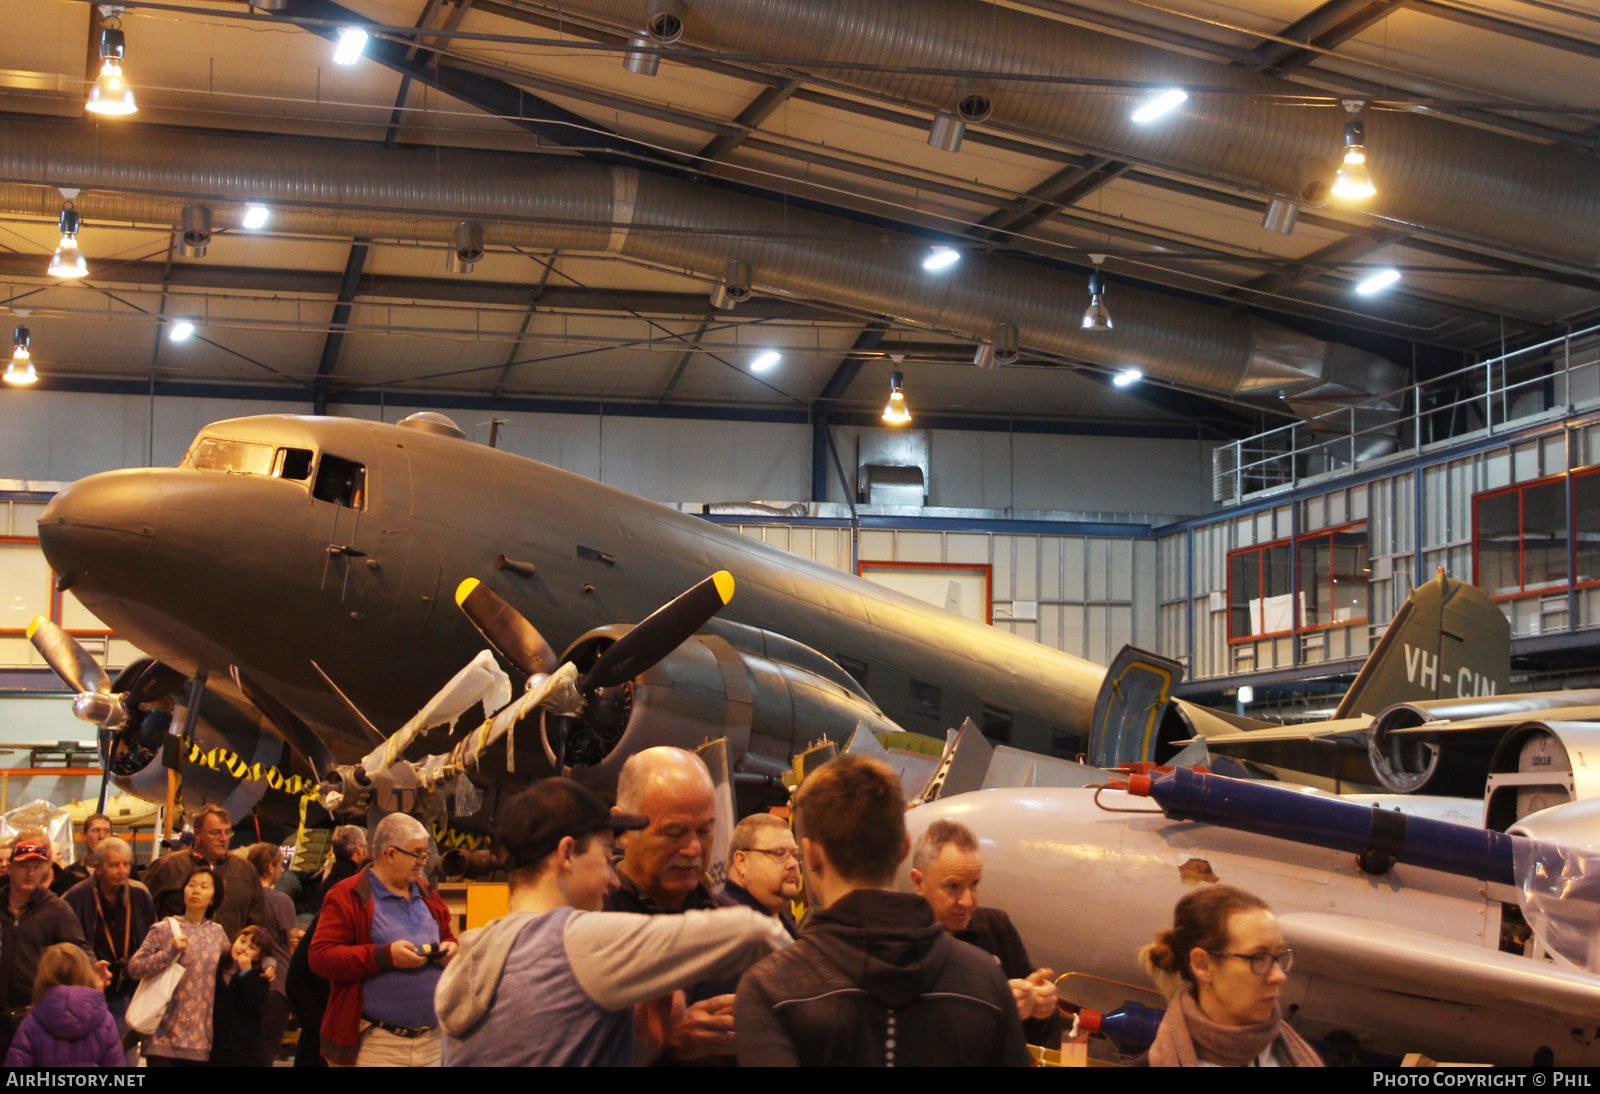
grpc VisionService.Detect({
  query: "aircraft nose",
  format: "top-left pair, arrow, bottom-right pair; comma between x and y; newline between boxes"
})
37,470 -> 163,583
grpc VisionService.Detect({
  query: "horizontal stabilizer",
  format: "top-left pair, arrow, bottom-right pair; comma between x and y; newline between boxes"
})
1198,717 -> 1377,786
1279,911 -> 1600,1020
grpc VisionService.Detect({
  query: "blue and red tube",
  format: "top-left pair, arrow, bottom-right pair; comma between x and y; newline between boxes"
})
1122,766 -> 1516,886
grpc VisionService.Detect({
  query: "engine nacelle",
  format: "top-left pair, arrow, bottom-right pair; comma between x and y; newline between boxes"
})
549,624 -> 899,799
1485,721 -> 1600,832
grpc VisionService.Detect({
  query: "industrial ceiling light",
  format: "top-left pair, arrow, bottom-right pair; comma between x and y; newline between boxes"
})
241,204 -> 270,230
1081,262 -> 1112,332
1112,368 -> 1142,387
180,203 -> 211,257
622,35 -> 660,75
333,27 -> 369,66
1130,87 -> 1186,123
709,259 -> 752,310
1332,118 -> 1376,200
1261,197 -> 1299,235
975,321 -> 1018,370
85,19 -> 136,116
4,327 -> 36,386
1354,267 -> 1401,295
750,350 -> 780,372
922,246 -> 960,272
446,221 -> 484,274
47,203 -> 89,280
644,0 -> 684,43
927,110 -> 964,153
881,370 -> 912,425
169,320 -> 195,343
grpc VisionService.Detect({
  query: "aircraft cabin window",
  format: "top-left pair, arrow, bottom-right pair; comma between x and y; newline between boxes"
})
1050,730 -> 1079,759
908,678 -> 943,718
981,705 -> 1013,746
835,654 -> 869,689
189,438 -> 275,477
313,455 -> 366,509
276,447 -> 314,482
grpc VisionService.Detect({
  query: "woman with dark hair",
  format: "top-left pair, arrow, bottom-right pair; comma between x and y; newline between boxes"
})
126,862 -> 229,1066
1138,885 -> 1323,1067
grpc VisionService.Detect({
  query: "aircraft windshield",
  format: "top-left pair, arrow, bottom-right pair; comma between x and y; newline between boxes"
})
189,437 -> 275,476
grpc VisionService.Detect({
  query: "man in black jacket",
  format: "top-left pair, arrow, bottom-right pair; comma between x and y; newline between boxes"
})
910,818 -> 1062,1047
735,754 -> 1031,1068
0,831 -> 104,1056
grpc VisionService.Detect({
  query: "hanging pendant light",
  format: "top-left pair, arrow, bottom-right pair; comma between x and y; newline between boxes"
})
1081,269 -> 1113,332
882,370 -> 912,424
1332,119 -> 1376,200
85,24 -> 137,116
4,327 -> 37,386
47,204 -> 88,280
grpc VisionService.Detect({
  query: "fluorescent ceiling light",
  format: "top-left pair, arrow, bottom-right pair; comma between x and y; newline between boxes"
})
333,27 -> 369,66
1354,268 -> 1401,295
921,246 -> 960,272
169,321 -> 195,343
242,205 -> 270,230
1112,368 -> 1142,387
750,351 -> 780,372
1131,88 -> 1187,123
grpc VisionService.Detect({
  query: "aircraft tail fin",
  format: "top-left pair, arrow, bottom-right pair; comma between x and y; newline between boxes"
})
1334,573 -> 1510,720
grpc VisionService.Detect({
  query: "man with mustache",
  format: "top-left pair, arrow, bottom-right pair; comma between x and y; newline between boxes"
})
604,747 -> 733,1062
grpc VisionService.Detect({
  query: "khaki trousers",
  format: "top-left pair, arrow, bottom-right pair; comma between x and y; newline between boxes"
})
353,1023 -> 441,1067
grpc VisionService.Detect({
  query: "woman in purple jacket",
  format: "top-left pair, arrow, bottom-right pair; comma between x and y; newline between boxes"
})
4,943 -> 124,1067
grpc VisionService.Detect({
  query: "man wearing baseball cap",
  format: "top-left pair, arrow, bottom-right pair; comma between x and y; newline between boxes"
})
435,778 -> 790,1067
0,829 -> 105,1055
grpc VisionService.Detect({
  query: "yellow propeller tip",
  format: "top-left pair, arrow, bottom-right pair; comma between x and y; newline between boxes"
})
25,616 -> 46,639
454,577 -> 480,607
712,570 -> 735,604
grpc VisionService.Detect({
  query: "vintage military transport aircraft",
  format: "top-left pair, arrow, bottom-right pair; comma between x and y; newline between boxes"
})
20,409 -> 1586,830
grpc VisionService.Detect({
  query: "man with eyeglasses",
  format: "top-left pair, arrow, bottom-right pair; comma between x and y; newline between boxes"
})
716,815 -> 799,939
143,804 -> 264,939
311,813 -> 457,1067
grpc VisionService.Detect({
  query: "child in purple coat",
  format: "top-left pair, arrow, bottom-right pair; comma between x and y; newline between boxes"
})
4,943 -> 124,1067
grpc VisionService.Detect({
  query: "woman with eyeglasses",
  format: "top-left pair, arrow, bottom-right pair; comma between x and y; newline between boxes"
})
1137,885 -> 1323,1067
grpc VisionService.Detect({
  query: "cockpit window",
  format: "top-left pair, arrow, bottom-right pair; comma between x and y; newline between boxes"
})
275,448 -> 314,481
313,455 -> 366,509
189,438 -> 275,476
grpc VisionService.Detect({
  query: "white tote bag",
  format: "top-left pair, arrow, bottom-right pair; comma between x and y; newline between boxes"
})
125,917 -> 186,1036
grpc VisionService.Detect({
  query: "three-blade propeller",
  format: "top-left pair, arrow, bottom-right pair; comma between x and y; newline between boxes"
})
450,570 -> 735,774
27,617 -> 110,698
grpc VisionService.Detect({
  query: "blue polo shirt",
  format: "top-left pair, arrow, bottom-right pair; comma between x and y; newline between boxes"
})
364,881 -> 443,1028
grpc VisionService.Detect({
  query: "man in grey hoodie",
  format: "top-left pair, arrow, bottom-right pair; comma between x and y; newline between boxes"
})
435,778 -> 791,1067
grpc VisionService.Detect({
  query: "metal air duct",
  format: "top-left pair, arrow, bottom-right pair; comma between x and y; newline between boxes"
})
553,0 -> 1600,268
0,115 -> 1401,431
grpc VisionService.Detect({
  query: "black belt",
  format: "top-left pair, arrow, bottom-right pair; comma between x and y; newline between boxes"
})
362,1018 -> 435,1039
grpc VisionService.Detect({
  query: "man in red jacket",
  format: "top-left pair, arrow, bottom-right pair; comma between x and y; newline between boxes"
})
309,814 -> 457,1066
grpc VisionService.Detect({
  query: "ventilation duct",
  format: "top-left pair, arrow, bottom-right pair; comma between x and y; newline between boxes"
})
555,0 -> 1600,268
0,115 -> 1402,438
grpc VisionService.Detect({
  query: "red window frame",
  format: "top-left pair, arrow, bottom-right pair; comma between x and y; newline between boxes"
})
1571,467 -> 1600,593
1227,522 -> 1370,643
1226,536 -> 1293,644
1294,521 -> 1371,634
1472,472 -> 1572,603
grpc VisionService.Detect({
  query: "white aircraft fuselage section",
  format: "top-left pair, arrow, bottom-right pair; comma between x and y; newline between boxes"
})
907,787 -> 1600,1066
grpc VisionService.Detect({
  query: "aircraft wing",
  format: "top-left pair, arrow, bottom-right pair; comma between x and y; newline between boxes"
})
1193,717 -> 1378,786
1279,911 -> 1600,1019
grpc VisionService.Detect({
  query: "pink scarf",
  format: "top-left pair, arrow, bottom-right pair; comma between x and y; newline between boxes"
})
1148,991 -> 1323,1067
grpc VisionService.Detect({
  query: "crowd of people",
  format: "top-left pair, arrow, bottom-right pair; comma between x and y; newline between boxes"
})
0,747 -> 1318,1068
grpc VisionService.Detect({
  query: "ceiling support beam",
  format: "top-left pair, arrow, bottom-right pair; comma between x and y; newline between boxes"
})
978,156 -> 1133,239
657,313 -> 715,402
1250,0 -> 1408,75
695,79 -> 801,163
492,252 -> 556,397
1235,230 -> 1409,295
1407,0 -> 1600,63
811,322 -> 889,501
312,240 -> 369,415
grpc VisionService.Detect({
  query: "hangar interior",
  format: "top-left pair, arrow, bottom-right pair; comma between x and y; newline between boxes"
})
1,0 -> 1599,742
